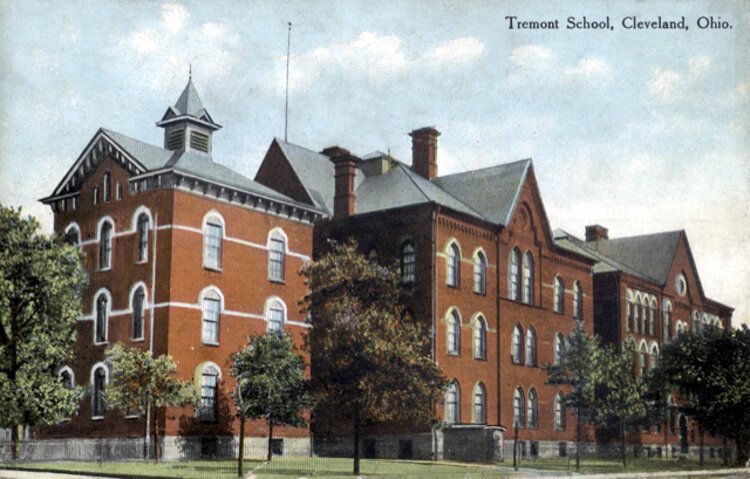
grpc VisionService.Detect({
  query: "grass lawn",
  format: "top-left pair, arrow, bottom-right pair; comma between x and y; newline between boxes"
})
514,455 -> 728,474
10,457 -> 507,478
8,455 -> 737,478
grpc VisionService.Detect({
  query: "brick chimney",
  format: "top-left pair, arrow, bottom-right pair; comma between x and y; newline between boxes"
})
409,127 -> 440,180
585,224 -> 609,242
322,146 -> 359,219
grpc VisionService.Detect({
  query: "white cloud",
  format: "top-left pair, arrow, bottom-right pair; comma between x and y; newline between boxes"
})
564,57 -> 610,78
737,81 -> 749,96
116,3 -> 240,90
264,32 -> 485,95
509,45 -> 552,69
425,37 -> 485,64
161,3 -> 189,33
648,56 -> 713,103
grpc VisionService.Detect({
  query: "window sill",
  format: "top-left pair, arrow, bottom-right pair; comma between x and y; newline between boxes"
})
92,416 -> 104,421
202,341 -> 220,347
446,284 -> 460,289
125,414 -> 139,419
131,337 -> 144,342
511,360 -> 522,365
98,267 -> 112,273
203,265 -> 222,273
447,351 -> 460,357
525,363 -> 538,368
268,278 -> 286,285
136,259 -> 148,265
93,341 -> 109,346
473,355 -> 487,361
473,290 -> 486,296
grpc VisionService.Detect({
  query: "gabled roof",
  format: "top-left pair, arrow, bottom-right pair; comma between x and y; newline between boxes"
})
356,162 -> 485,219
553,229 -> 647,279
584,231 -> 683,285
271,139 -> 531,225
44,128 -> 316,212
433,159 -> 531,225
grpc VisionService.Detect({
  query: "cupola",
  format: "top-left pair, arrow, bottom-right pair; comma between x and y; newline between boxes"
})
156,76 -> 222,154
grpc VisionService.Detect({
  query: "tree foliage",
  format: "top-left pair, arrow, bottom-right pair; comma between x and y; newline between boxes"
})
231,331 -> 310,461
105,343 -> 198,460
301,239 -> 446,474
595,342 -> 647,466
0,205 -> 87,455
654,325 -> 750,466
546,320 -> 599,471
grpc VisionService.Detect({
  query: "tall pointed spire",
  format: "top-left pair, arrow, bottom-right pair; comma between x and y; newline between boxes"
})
156,75 -> 221,154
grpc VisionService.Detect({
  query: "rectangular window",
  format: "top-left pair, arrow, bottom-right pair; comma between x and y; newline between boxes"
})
268,238 -> 285,282
199,373 -> 217,422
202,298 -> 220,344
203,223 -> 222,270
190,131 -> 210,153
271,439 -> 284,456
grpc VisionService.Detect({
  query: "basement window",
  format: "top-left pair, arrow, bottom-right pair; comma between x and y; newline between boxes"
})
190,131 -> 210,153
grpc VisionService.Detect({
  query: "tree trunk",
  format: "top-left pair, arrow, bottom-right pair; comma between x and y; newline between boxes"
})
699,426 -> 704,467
621,418 -> 627,468
353,405 -> 361,475
10,424 -> 19,461
267,417 -> 274,462
575,406 -> 581,472
238,413 -> 245,477
734,431 -> 749,466
722,435 -> 728,467
154,408 -> 161,462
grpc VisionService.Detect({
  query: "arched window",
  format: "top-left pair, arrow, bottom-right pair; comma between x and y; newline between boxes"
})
473,383 -> 486,424
95,292 -> 109,344
668,396 -> 677,434
511,325 -> 523,364
136,213 -> 149,263
203,214 -> 223,270
92,365 -> 107,418
401,241 -> 415,283
132,286 -> 145,340
650,344 -> 659,371
367,248 -> 379,263
634,296 -> 641,333
201,289 -> 221,344
268,230 -> 286,282
649,300 -> 657,336
527,388 -> 538,428
508,247 -> 520,300
102,172 -> 111,202
64,224 -> 80,246
199,365 -> 219,422
639,342 -> 648,376
266,299 -> 285,332
447,310 -> 460,355
93,186 -> 99,205
99,220 -> 112,270
522,252 -> 534,304
641,300 -> 649,334
554,392 -> 566,430
473,316 -> 487,359
575,283 -> 584,319
60,368 -> 74,389
473,251 -> 487,294
553,276 -> 564,313
554,332 -> 565,365
525,327 -> 537,367
626,290 -> 634,332
445,381 -> 459,424
447,243 -> 460,287
513,387 -> 525,427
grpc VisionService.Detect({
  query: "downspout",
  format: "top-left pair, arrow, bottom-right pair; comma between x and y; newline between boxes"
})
145,212 -> 158,456
431,206 -> 438,460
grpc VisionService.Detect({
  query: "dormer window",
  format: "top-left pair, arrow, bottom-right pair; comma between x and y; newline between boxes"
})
190,131 -> 210,153
168,129 -> 185,151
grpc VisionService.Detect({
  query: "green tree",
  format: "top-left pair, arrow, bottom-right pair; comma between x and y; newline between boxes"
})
546,320 -> 599,472
105,343 -> 198,461
0,205 -> 87,459
301,239 -> 446,475
231,331 -> 310,469
595,342 -> 647,467
655,325 -> 750,466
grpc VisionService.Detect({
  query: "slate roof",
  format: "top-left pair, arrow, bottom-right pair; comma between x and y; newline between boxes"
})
433,160 -> 531,225
272,139 -> 530,226
554,229 -> 683,284
174,78 -> 207,118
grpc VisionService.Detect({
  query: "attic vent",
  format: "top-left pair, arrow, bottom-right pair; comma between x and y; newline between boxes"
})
168,129 -> 185,150
190,131 -> 210,153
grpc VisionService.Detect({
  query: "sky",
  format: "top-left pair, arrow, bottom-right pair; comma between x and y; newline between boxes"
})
1,0 -> 748,327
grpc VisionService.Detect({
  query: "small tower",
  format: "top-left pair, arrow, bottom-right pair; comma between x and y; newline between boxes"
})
156,76 -> 222,154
